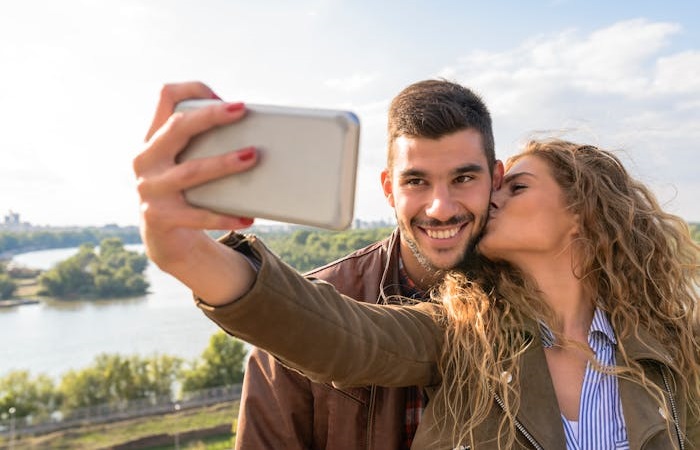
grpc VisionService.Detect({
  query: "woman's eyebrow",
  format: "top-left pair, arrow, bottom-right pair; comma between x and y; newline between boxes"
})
503,171 -> 535,184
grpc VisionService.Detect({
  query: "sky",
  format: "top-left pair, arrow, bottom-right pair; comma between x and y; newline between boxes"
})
1,0 -> 698,227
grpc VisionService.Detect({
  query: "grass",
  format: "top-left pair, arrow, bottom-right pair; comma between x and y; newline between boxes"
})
7,401 -> 239,449
148,433 -> 233,450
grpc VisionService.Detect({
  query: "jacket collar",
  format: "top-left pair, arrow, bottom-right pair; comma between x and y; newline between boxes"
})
378,228 -> 403,303
514,328 -> 568,449
619,327 -> 679,449
619,326 -> 677,372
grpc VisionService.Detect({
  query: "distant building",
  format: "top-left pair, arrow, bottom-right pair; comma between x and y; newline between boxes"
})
1,210 -> 32,231
4,210 -> 20,225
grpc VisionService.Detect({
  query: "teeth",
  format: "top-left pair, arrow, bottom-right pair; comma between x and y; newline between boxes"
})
426,227 -> 460,239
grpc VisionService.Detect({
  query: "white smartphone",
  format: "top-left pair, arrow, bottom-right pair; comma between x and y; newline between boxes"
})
175,99 -> 360,230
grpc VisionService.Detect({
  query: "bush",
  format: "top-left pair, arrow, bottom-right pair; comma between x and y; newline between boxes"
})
38,238 -> 149,299
182,332 -> 246,392
0,273 -> 17,299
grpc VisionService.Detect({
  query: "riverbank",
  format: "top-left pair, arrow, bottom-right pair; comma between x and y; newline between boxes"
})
1,276 -> 43,308
0,298 -> 39,308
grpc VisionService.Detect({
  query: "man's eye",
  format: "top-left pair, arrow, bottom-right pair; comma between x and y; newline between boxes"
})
454,175 -> 474,184
405,178 -> 425,186
511,183 -> 527,193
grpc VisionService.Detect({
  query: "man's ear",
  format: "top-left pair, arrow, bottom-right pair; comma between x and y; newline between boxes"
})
381,169 -> 395,208
492,160 -> 504,189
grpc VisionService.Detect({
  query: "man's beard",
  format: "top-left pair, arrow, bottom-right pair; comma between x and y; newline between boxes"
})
398,212 -> 485,274
453,223 -> 499,292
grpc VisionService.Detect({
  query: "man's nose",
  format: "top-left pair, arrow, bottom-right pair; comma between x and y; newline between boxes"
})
425,185 -> 460,221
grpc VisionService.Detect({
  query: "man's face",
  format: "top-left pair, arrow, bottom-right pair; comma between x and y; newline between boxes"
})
382,129 -> 502,276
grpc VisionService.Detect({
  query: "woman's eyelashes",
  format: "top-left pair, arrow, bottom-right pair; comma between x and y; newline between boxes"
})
509,183 -> 527,194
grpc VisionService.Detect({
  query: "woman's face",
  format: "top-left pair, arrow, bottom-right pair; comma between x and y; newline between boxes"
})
478,155 -> 579,267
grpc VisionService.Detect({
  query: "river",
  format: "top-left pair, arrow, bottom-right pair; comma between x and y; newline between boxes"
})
1,245 -> 221,380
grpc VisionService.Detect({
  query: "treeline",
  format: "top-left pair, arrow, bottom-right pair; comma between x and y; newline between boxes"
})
0,226 -> 141,256
0,330 -> 246,420
261,227 -> 395,273
692,223 -> 700,242
38,238 -> 148,299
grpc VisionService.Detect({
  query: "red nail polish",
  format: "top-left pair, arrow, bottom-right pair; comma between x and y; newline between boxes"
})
226,102 -> 245,113
210,92 -> 222,100
240,217 -> 254,226
238,148 -> 255,161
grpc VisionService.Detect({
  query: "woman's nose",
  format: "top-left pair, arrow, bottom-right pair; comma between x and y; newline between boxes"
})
490,187 -> 505,210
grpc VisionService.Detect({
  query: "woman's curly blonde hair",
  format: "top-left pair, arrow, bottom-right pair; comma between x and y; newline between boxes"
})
431,139 -> 699,448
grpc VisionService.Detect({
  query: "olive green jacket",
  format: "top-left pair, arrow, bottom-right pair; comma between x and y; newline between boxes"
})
197,234 -> 699,449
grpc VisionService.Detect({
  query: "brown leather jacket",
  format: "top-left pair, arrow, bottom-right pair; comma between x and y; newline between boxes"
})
199,233 -> 699,450
234,228 -> 417,449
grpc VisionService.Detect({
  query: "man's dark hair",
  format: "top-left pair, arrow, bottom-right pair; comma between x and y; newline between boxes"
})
387,79 -> 495,171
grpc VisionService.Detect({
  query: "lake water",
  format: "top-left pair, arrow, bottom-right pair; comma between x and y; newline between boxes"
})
1,245 -> 221,380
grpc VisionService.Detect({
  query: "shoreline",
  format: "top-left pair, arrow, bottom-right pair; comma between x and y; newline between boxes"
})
0,298 -> 40,308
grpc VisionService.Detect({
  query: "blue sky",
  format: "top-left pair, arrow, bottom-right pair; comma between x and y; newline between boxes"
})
1,0 -> 698,226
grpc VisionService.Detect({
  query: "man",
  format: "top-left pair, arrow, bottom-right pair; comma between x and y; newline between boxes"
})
134,79 -> 503,449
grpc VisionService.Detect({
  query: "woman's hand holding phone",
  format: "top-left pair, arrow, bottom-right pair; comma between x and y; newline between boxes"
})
133,82 -> 258,305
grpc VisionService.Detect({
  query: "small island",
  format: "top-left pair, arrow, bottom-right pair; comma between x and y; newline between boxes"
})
1,237 -> 149,303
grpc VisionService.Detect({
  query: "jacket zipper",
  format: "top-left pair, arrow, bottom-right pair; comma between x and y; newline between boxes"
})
661,366 -> 685,450
366,385 -> 377,450
492,390 -> 544,450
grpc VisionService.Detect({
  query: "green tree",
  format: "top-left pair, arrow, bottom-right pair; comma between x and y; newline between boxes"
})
138,354 -> 184,399
0,370 -> 58,419
291,229 -> 311,245
0,272 -> 17,299
38,238 -> 148,299
690,222 -> 699,242
38,244 -> 96,298
59,359 -> 113,411
58,353 -> 183,412
265,226 -> 394,272
182,331 -> 247,391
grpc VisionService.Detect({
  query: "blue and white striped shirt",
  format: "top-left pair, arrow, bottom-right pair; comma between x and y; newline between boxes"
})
540,308 -> 630,450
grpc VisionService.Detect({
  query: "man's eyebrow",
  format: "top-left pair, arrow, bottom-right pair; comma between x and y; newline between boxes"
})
398,168 -> 426,178
503,171 -> 535,184
452,164 -> 485,175
398,164 -> 485,179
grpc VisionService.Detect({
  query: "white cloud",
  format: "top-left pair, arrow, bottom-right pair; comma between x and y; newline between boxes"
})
654,50 -> 700,94
443,19 -> 688,101
325,73 -> 379,92
439,18 -> 700,220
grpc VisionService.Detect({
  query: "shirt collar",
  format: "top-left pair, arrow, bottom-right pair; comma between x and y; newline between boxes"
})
397,254 -> 427,300
539,307 -> 617,348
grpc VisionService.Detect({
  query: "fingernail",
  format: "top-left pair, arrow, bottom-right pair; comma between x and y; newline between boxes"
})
238,148 -> 255,161
240,217 -> 254,226
226,102 -> 245,113
210,92 -> 222,100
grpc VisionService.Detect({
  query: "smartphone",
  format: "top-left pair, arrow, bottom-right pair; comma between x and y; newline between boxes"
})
175,100 -> 360,230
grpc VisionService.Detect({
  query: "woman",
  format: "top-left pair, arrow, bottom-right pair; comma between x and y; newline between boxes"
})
189,139 -> 698,449
429,140 -> 700,449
